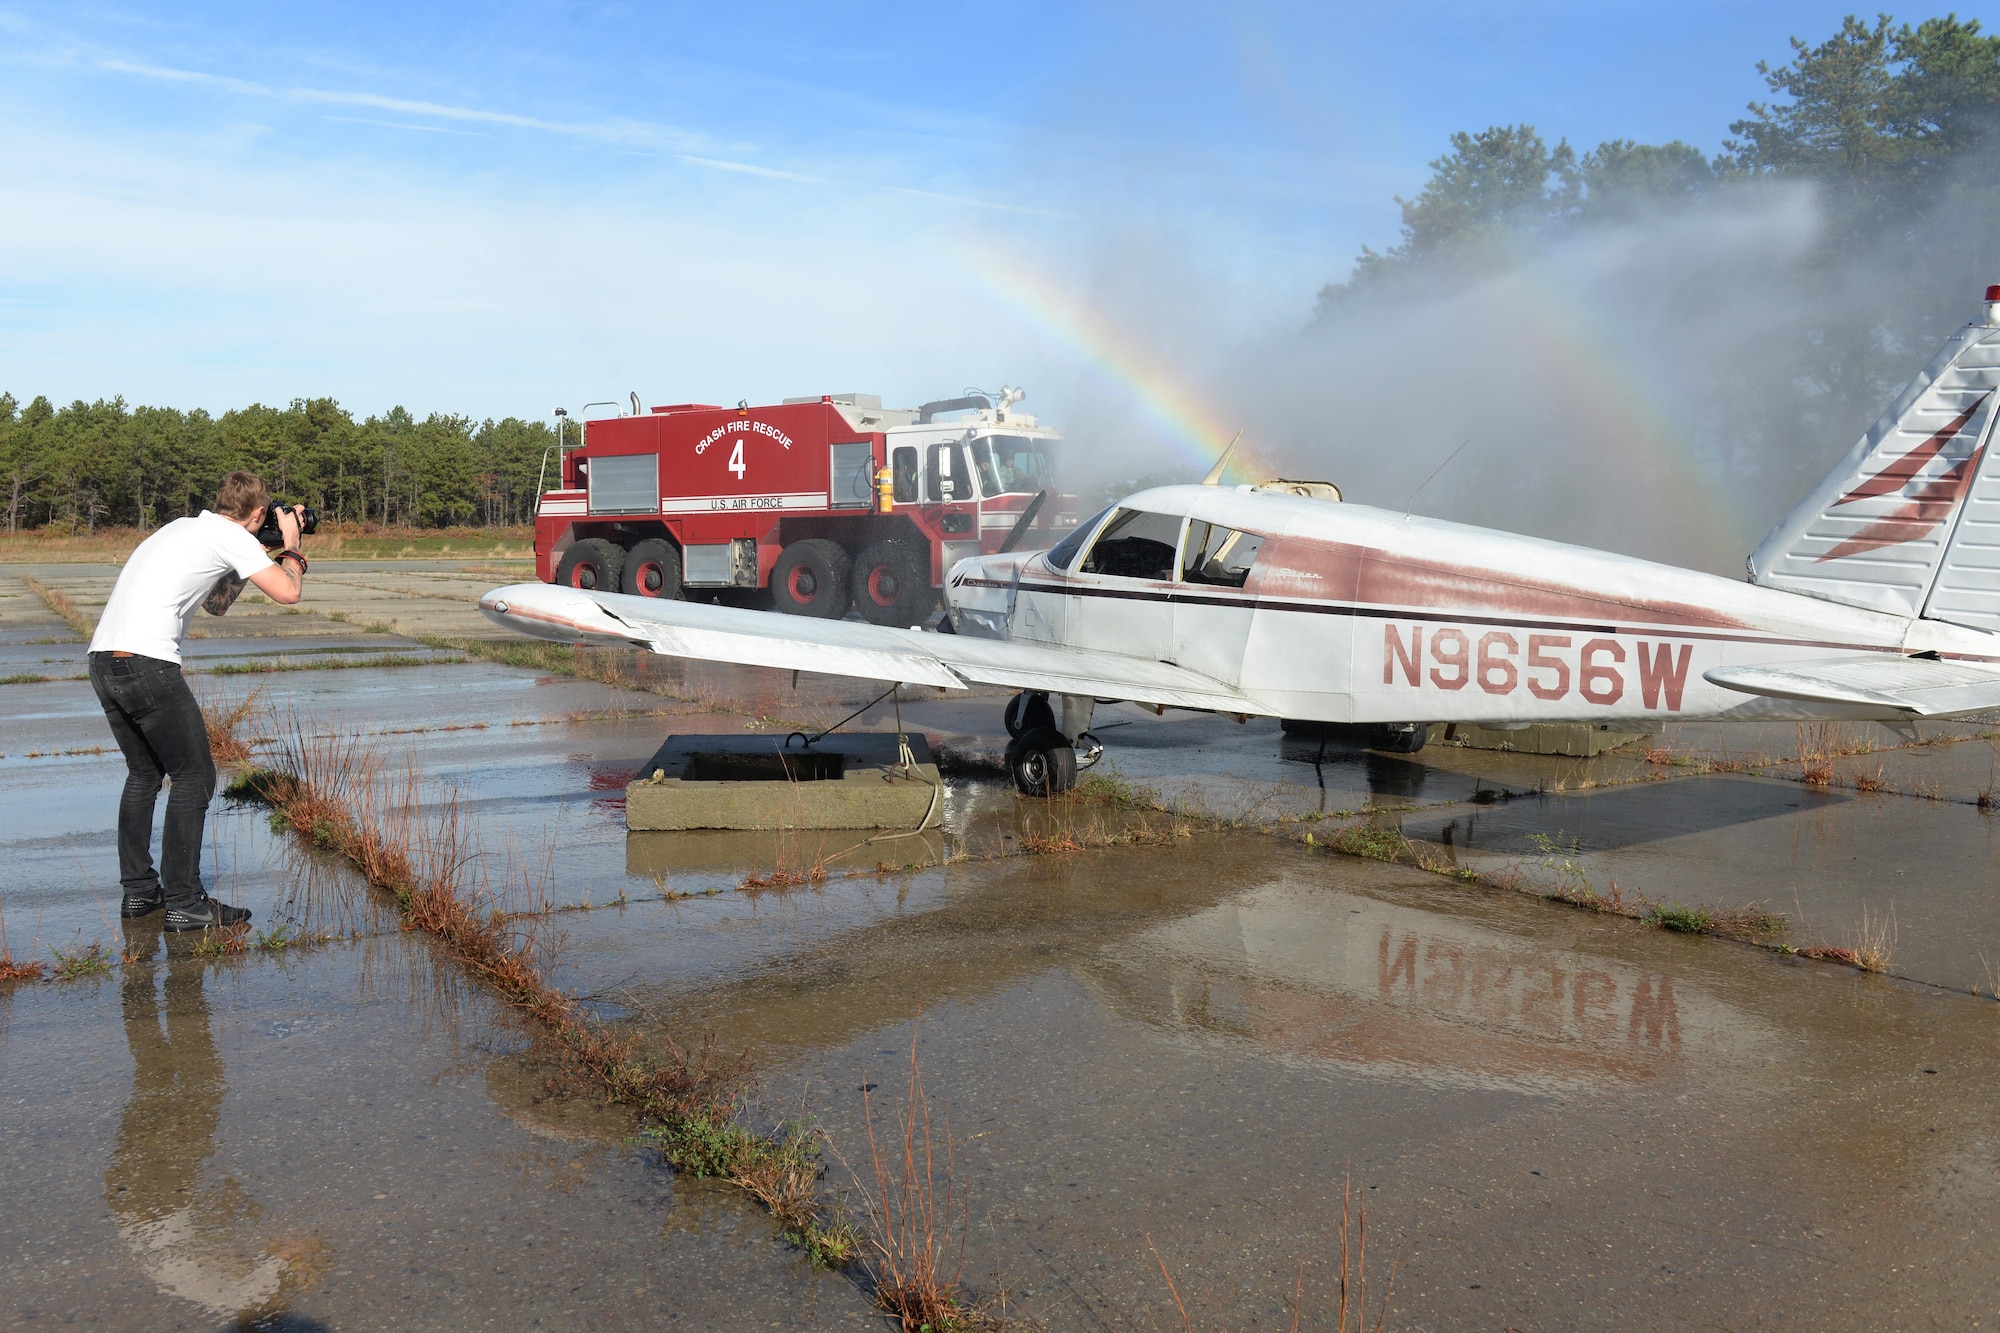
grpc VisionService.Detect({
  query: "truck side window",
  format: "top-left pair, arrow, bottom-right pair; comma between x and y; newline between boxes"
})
925,443 -> 973,503
1181,521 -> 1264,588
1079,509 -> 1184,580
892,447 -> 919,504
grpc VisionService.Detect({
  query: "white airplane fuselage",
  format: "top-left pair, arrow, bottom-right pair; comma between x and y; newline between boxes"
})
943,484 -> 1999,728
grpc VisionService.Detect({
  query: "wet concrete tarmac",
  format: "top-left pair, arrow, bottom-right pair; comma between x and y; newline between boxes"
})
4,563 -> 1999,1328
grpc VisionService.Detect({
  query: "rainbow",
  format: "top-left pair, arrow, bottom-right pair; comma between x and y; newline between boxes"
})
966,248 -> 1267,478
971,245 -> 1758,564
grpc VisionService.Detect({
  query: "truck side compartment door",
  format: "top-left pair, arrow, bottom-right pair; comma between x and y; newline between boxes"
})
829,441 -> 875,510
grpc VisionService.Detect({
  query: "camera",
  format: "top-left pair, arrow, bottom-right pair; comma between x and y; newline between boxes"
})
254,503 -> 319,547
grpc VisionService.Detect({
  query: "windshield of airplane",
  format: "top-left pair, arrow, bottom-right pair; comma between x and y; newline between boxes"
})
1045,506 -> 1110,571
970,435 -> 1056,496
1079,508 -> 1184,580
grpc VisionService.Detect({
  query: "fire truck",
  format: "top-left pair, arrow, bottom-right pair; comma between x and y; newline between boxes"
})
533,388 -> 1077,624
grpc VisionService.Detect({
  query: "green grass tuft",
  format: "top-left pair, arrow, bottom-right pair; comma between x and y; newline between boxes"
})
1650,904 -> 1713,934
51,942 -> 113,979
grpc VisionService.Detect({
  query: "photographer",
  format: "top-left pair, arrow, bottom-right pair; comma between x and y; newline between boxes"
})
87,471 -> 309,932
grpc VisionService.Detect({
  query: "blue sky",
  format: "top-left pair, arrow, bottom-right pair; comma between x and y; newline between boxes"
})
3,1 -> 1991,425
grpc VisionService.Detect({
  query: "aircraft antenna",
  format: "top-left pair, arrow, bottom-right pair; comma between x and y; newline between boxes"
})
1201,430 -> 1246,486
1403,438 -> 1471,520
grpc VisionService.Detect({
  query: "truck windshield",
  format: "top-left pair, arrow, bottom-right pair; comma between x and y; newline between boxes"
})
970,435 -> 1055,497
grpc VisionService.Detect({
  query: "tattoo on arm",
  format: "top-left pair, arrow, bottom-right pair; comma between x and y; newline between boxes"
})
203,573 -> 247,617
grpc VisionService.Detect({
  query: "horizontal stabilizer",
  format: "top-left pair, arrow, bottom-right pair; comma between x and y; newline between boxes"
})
478,584 -> 1263,715
1704,655 -> 2000,717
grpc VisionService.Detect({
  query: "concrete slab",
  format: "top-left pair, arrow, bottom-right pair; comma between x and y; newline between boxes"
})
626,732 -> 944,831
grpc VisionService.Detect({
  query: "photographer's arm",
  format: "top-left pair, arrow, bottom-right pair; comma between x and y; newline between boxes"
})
247,506 -> 307,605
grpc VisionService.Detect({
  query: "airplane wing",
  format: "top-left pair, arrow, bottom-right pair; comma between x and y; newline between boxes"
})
1704,655 -> 2000,717
478,583 -> 1265,715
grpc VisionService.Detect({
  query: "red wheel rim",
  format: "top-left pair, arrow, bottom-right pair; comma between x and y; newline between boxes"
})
867,565 -> 899,605
636,560 -> 663,595
788,565 -> 818,601
569,564 -> 596,589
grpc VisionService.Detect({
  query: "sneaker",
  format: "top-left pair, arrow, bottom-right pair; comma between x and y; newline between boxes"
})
121,888 -> 166,919
164,896 -> 252,933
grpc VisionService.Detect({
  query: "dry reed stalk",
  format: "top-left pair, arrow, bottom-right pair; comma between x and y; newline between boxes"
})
0,904 -> 44,983
196,684 -> 264,765
860,1019 -> 970,1332
1795,722 -> 1839,786
1335,1170 -> 1397,1333
22,576 -> 94,638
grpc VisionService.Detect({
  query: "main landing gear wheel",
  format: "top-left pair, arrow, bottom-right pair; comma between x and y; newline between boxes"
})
850,541 -> 932,627
771,539 -> 852,618
1003,691 -> 1056,739
1372,723 -> 1430,754
556,538 -> 625,592
621,539 -> 684,599
1007,726 -> 1078,797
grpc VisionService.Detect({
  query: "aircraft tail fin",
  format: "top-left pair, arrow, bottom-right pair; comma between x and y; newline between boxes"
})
1749,293 -> 2000,626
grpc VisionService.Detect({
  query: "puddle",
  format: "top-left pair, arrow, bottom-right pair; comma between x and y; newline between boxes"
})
8,565 -> 2000,1328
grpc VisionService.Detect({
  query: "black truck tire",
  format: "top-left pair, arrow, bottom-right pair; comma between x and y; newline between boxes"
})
622,539 -> 684,599
556,538 -> 625,592
771,539 -> 852,618
850,541 -> 931,626
1007,726 -> 1078,797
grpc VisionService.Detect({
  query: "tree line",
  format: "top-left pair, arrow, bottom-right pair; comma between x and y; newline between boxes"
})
0,393 -> 562,534
1316,12 -> 2000,481
1324,15 -> 2000,297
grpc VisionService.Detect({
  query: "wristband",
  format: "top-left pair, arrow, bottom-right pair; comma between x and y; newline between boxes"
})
278,549 -> 308,575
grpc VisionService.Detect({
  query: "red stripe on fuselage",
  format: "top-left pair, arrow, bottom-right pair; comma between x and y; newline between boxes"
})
1247,537 -> 1752,630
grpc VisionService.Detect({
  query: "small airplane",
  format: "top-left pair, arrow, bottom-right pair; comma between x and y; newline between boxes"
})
483,286 -> 2000,796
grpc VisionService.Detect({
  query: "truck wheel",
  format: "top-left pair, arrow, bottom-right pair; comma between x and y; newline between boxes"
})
771,539 -> 852,618
850,541 -> 931,626
1003,691 -> 1055,738
622,539 -> 684,599
1007,727 -> 1078,797
556,538 -> 625,592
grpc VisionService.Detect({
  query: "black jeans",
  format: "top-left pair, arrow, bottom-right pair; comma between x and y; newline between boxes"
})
89,653 -> 216,910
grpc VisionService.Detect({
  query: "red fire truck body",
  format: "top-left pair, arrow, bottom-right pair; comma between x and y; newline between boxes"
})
533,391 -> 1077,624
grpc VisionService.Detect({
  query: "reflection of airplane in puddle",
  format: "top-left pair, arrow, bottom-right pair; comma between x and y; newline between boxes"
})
485,289 -> 2000,795
1091,879 -> 1769,1094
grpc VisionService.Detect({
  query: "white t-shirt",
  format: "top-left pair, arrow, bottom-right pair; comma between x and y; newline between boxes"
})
89,513 -> 273,665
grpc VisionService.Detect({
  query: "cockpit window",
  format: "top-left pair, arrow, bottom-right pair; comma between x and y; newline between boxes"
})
1181,521 -> 1264,588
1045,506 -> 1110,572
1079,509 -> 1185,580
970,435 -> 1056,496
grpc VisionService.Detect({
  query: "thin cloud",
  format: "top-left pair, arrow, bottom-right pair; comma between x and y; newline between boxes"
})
94,55 -> 1056,216
98,57 -> 711,150
324,115 -> 493,139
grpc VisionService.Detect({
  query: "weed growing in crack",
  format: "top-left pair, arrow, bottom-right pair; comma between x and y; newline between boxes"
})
853,1020 -> 978,1332
1649,904 -> 1713,934
1147,1169 -> 1396,1333
22,576 -> 94,638
195,684 -> 264,765
51,941 -> 112,979
1327,822 -> 1406,862
251,724 -> 861,1264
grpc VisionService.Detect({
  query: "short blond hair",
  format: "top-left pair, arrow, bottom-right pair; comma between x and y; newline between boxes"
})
215,471 -> 270,521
